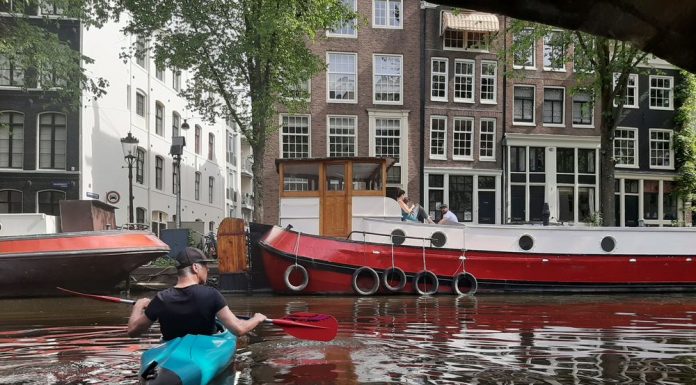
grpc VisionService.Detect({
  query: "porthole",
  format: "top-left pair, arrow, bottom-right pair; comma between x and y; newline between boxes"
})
601,236 -> 616,252
391,229 -> 406,246
519,234 -> 534,251
431,231 -> 447,248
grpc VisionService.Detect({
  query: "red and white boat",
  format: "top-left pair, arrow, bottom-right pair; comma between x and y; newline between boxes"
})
259,157 -> 696,295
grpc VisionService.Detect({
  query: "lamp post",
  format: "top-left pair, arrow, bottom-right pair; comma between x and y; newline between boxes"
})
120,132 -> 139,225
172,120 -> 189,228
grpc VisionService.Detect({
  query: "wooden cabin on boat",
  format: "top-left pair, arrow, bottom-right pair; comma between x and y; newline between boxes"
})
276,157 -> 401,237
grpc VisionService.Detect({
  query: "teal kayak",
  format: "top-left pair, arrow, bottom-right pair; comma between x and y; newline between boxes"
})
139,325 -> 237,385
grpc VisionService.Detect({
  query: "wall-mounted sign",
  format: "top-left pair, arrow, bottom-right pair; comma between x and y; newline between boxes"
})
86,192 -> 99,199
51,181 -> 69,189
106,191 -> 120,204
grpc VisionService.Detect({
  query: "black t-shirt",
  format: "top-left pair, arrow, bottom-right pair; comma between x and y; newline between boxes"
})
145,284 -> 227,341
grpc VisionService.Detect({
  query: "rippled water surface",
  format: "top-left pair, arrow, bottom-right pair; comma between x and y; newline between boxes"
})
2,293 -> 696,384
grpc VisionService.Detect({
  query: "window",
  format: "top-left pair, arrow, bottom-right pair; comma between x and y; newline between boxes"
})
513,28 -> 535,68
136,148 -> 145,184
373,54 -> 402,104
453,118 -> 473,160
38,113 -> 66,170
155,65 -> 164,81
226,130 -> 236,164
543,31 -> 566,71
431,58 -> 448,101
172,112 -> 180,137
556,148 -> 575,174
281,115 -> 310,158
38,190 -> 65,216
578,149 -> 596,174
209,176 -> 215,204
480,61 -> 497,103
614,127 -> 638,167
172,161 -> 179,194
429,116 -> 446,159
208,133 -> 215,161
649,129 -> 674,169
373,0 -> 402,28
0,112 -> 24,168
135,37 -> 146,68
453,59 -> 474,103
649,76 -> 673,110
0,55 -> 24,87
328,116 -> 357,157
195,172 -> 201,200
449,175 -> 472,223
136,91 -> 145,117
543,87 -> 564,125
136,207 -> 146,224
195,125 -> 202,155
444,30 -> 491,51
572,91 -> 593,126
327,52 -> 357,102
614,73 -> 638,108
328,0 -> 356,36
0,189 -> 22,213
155,156 -> 163,190
155,102 -> 164,136
173,70 -> 181,91
513,86 -> 535,124
374,118 -> 402,183
479,118 -> 496,161
288,79 -> 311,100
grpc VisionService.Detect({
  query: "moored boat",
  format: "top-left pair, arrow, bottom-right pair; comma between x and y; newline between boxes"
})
258,157 -> 696,295
139,324 -> 237,385
0,230 -> 169,298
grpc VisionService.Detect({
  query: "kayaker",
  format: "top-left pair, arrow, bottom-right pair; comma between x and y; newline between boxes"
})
127,247 -> 266,341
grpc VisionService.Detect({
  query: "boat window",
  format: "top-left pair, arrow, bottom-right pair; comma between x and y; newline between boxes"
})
326,163 -> 345,191
352,162 -> 382,191
283,163 -> 319,192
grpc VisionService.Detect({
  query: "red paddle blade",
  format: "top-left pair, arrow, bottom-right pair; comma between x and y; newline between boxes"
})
271,312 -> 338,342
56,287 -> 136,305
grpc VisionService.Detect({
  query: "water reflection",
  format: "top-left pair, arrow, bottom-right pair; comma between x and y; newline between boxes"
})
2,294 -> 696,384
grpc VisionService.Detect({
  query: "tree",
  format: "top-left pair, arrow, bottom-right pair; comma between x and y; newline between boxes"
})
0,0 -> 110,109
506,21 -> 650,226
675,70 -> 696,217
110,0 -> 355,222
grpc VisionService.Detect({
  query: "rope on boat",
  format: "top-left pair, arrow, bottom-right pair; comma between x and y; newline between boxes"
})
292,231 -> 302,266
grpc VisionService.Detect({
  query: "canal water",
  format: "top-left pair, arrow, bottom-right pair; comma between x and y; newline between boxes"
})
2,293 -> 696,384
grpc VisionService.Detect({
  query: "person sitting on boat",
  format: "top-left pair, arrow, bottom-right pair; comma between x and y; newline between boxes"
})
397,189 -> 434,224
438,203 -> 459,224
127,247 -> 266,341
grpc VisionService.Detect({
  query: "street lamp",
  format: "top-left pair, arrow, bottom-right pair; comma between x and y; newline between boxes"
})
120,132 -> 139,224
171,120 -> 189,228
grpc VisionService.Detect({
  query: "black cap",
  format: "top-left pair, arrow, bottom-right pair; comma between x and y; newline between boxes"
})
175,247 -> 216,269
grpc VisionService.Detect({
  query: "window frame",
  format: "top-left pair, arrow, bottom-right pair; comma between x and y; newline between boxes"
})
613,127 -> 639,168
480,60 -> 497,104
37,112 -> 67,170
648,75 -> 674,111
280,114 -> 311,159
443,29 -> 491,52
373,54 -> 403,105
0,55 -> 25,87
208,176 -> 215,204
452,117 -> 474,161
36,189 -> 65,216
155,155 -> 164,190
572,90 -> 594,128
429,115 -> 447,160
135,147 -> 145,184
0,111 -> 24,169
453,59 -> 475,103
372,0 -> 403,29
155,102 -> 164,136
327,0 -> 357,37
479,118 -> 496,162
194,171 -> 201,201
430,57 -> 448,102
326,52 -> 357,103
614,73 -> 639,109
172,111 -> 180,138
513,85 -> 536,126
327,115 -> 358,157
208,133 -> 215,161
649,128 -> 674,170
542,86 -> 565,127
0,189 -> 23,213
512,28 -> 536,69
543,30 -> 566,72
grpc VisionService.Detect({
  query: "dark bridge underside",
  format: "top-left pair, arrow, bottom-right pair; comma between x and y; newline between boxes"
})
435,0 -> 696,73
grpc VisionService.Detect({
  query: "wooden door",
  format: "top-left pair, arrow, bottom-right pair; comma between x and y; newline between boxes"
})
321,162 -> 351,237
217,217 -> 247,273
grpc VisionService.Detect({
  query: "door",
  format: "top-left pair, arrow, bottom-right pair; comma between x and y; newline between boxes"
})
321,162 -> 351,237
625,195 -> 639,227
478,191 -> 496,224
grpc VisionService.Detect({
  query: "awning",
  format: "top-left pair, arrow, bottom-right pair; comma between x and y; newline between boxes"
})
441,11 -> 499,34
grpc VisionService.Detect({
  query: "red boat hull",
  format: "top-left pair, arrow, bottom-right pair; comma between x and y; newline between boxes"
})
0,231 -> 170,298
259,226 -> 696,294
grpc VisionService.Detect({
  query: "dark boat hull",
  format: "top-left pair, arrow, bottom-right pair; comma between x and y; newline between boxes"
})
0,231 -> 170,298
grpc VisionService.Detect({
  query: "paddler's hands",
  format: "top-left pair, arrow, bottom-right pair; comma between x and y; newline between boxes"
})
127,298 -> 154,337
252,313 -> 267,323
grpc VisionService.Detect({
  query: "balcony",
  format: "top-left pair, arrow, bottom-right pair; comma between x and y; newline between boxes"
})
241,193 -> 254,210
241,158 -> 254,178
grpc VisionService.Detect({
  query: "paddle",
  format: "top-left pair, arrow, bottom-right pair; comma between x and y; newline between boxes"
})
56,287 -> 337,341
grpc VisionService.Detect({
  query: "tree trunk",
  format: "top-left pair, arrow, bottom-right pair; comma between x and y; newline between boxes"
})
250,142 -> 265,223
599,86 -> 617,226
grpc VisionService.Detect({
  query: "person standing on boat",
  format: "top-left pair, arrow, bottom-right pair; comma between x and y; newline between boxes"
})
438,203 -> 459,224
127,247 -> 266,341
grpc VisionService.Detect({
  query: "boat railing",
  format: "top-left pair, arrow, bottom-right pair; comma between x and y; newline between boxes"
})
346,230 -> 435,245
119,223 -> 150,231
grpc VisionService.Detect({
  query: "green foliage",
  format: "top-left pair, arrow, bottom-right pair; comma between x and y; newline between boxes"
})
674,70 -> 696,203
0,0 -> 111,110
110,0 -> 356,220
584,211 -> 603,227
